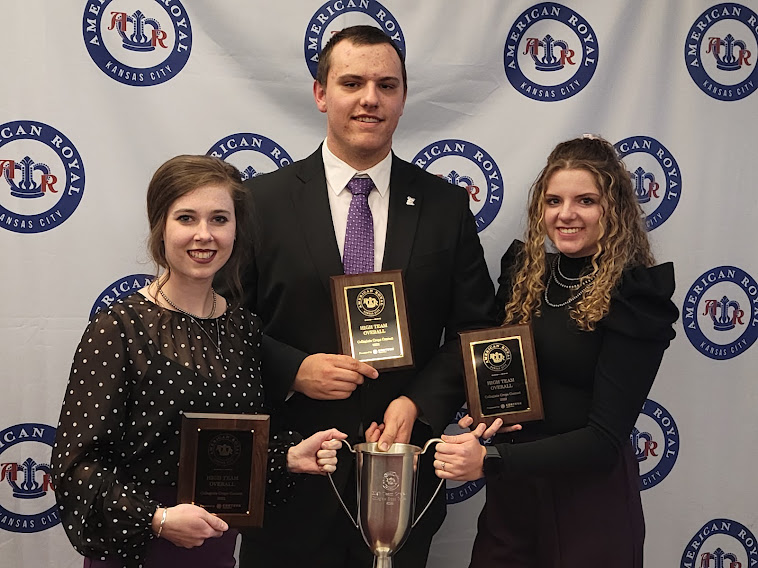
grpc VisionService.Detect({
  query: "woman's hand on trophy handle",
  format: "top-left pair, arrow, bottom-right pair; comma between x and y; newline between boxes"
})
434,432 -> 487,482
316,437 -> 344,474
288,428 -> 348,475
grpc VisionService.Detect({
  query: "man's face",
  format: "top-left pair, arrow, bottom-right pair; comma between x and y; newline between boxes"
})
314,40 -> 406,170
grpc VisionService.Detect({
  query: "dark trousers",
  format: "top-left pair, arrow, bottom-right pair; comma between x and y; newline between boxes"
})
470,444 -> 644,568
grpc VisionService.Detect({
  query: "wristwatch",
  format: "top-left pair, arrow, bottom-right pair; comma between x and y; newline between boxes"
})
484,445 -> 501,460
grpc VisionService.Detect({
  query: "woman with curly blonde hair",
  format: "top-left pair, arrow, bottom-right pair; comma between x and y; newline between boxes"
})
434,135 -> 679,567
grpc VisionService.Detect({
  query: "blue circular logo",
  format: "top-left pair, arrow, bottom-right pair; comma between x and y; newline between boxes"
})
82,0 -> 192,86
685,3 -> 758,101
412,139 -> 504,232
91,274 -> 154,318
304,0 -> 405,79
504,3 -> 599,101
0,423 -> 59,533
681,519 -> 758,567
444,408 -> 488,505
207,133 -> 294,180
614,136 -> 681,231
630,399 -> 679,491
683,266 -> 758,360
0,120 -> 85,234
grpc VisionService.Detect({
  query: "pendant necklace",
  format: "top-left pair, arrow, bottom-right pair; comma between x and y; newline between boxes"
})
158,288 -> 222,354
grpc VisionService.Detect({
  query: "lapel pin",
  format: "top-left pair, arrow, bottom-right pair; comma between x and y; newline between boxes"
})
406,196 -> 415,206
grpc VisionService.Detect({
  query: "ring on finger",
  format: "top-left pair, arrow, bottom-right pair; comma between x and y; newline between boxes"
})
441,461 -> 446,471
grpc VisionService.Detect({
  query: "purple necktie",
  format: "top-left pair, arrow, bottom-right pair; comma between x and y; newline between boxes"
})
343,176 -> 375,274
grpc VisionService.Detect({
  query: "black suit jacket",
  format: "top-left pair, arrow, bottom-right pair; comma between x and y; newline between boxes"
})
242,147 -> 496,555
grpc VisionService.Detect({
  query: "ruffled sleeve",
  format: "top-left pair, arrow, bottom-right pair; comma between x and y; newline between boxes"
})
602,262 -> 678,343
490,262 -> 679,476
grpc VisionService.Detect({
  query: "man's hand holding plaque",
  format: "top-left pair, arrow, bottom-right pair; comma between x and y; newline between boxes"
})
330,269 -> 413,371
459,323 -> 544,432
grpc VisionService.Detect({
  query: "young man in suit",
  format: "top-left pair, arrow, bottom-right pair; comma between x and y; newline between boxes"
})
241,25 -> 496,568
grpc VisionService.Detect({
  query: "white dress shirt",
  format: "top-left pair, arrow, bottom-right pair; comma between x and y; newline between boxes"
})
322,140 -> 391,272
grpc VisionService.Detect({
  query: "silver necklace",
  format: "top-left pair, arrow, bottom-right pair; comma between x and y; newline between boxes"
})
544,256 -> 594,308
159,288 -> 217,319
158,288 -> 221,354
556,254 -> 584,282
550,256 -> 595,290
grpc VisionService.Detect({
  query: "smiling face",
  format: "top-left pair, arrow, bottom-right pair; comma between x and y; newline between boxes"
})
163,183 -> 236,285
542,168 -> 604,258
314,40 -> 406,170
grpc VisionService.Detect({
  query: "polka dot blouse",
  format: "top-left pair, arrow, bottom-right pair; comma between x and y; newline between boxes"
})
51,293 -> 302,566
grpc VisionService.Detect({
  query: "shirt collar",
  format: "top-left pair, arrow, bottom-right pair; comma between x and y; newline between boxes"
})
322,139 -> 391,197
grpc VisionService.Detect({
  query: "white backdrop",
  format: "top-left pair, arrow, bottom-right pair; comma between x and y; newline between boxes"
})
1,1 -> 757,567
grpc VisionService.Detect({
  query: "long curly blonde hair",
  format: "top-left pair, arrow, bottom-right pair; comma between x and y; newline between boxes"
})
504,136 -> 654,330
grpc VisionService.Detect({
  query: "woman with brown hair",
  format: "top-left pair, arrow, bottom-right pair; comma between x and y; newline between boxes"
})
434,135 -> 679,567
52,155 -> 346,568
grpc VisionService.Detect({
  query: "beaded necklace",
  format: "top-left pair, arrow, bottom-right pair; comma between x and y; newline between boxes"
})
158,288 -> 222,354
543,255 -> 595,308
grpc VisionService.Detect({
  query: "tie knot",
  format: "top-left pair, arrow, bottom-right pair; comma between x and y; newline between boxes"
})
346,176 -> 375,197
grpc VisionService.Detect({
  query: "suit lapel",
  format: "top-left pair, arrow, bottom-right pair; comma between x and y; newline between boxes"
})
290,148 -> 344,291
382,155 -> 421,271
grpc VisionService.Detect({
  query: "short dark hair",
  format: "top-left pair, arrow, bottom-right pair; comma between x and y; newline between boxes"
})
316,25 -> 407,92
146,155 -> 250,307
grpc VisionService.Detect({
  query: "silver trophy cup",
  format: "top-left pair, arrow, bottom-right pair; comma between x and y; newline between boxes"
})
328,439 -> 444,568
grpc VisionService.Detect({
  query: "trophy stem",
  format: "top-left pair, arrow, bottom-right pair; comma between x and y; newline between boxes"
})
373,553 -> 392,568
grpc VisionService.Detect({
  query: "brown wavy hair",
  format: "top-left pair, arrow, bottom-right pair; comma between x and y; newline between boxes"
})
504,136 -> 654,330
146,155 -> 249,308
316,25 -> 407,93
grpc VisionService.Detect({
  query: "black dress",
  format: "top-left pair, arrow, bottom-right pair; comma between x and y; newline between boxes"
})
471,241 -> 678,568
51,293 -> 302,568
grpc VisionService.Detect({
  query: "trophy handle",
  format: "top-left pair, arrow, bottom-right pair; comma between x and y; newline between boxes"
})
327,440 -> 359,529
412,438 -> 445,528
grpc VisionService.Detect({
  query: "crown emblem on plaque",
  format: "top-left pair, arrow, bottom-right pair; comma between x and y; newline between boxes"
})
703,296 -> 744,332
2,156 -> 57,199
1,458 -> 53,499
699,547 -> 741,568
707,34 -> 752,71
630,167 -> 660,204
524,35 -> 575,71
109,10 -> 164,52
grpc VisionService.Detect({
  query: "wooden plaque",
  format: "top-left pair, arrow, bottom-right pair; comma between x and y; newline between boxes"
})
330,269 -> 413,371
459,323 -> 543,430
177,412 -> 269,527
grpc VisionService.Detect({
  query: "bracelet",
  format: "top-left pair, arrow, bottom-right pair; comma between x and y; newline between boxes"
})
156,507 -> 167,538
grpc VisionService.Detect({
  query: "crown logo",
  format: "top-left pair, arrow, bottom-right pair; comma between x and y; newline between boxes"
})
630,427 -> 657,463
1,458 -> 53,499
699,548 -> 741,568
2,156 -> 58,199
441,170 -> 480,202
703,296 -> 745,332
707,34 -> 752,71
630,166 -> 660,204
108,10 -> 165,52
524,35 -> 575,71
